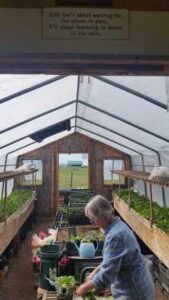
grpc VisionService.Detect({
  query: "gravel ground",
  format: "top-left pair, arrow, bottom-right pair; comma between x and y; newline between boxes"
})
0,221 -> 169,300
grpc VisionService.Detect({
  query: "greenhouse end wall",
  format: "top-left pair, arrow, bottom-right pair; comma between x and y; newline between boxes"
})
15,132 -> 131,218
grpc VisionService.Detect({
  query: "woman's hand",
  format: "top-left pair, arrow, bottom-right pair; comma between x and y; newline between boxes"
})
76,283 -> 89,297
76,281 -> 96,297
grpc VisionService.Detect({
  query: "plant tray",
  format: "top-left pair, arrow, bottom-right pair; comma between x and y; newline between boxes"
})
114,195 -> 169,268
0,193 -> 35,255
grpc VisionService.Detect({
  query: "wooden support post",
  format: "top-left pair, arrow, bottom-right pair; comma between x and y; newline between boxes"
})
149,183 -> 154,227
54,146 -> 57,211
128,178 -> 131,209
20,174 -> 24,208
32,171 -> 36,191
118,174 -> 121,195
3,180 -> 7,221
111,162 -> 114,196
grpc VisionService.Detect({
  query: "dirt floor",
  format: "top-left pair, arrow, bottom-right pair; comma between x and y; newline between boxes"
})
0,220 -> 169,300
0,220 -> 51,300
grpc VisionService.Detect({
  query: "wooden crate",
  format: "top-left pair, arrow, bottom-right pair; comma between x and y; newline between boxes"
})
37,288 -> 56,299
114,195 -> 169,268
0,194 -> 35,255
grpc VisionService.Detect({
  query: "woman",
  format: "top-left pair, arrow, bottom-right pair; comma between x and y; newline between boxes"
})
76,195 -> 155,300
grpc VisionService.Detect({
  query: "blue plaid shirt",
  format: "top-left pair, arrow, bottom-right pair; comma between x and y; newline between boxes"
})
92,217 -> 155,300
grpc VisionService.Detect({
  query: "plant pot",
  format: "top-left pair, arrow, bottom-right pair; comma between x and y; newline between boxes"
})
57,287 -> 73,300
38,244 -> 61,290
47,276 -> 76,300
40,244 -> 61,259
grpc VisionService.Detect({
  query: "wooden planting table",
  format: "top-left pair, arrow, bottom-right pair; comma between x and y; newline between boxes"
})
114,195 -> 169,268
0,168 -> 37,255
0,192 -> 36,255
37,288 -> 113,300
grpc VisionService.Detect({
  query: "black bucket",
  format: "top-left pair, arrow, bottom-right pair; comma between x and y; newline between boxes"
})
39,244 -> 61,290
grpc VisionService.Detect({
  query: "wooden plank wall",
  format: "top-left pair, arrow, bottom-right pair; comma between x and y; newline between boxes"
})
15,132 -> 131,218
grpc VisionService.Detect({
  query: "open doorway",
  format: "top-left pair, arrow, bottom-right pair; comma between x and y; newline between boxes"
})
59,153 -> 89,190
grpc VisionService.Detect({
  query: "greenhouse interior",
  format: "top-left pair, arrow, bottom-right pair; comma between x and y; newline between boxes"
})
0,74 -> 169,300
0,1 -> 169,300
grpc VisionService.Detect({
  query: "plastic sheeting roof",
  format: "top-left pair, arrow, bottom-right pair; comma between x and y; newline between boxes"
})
0,74 -> 169,165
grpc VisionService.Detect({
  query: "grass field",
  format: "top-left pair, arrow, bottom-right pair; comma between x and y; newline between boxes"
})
22,179 -> 42,186
59,166 -> 89,189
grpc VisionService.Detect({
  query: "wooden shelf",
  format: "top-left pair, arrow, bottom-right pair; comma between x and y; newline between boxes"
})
111,170 -> 169,188
0,169 -> 38,182
114,195 -> 169,268
0,192 -> 36,255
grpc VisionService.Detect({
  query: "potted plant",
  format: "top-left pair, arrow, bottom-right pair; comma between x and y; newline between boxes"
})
67,231 -> 104,257
49,275 -> 77,300
71,233 -> 99,258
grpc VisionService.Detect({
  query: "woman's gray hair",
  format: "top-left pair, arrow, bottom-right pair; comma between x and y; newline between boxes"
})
85,195 -> 114,220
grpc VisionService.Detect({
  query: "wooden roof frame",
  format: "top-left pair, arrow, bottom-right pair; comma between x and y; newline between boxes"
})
0,53 -> 169,76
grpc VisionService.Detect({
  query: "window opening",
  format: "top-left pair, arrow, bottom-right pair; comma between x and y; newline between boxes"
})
22,159 -> 43,185
104,159 -> 124,185
59,153 -> 88,189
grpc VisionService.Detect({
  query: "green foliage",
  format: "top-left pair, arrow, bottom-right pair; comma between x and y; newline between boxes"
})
58,207 -> 69,214
68,207 -> 85,217
82,230 -> 103,243
0,190 -> 32,222
116,189 -> 169,234
85,289 -> 97,300
69,233 -> 84,242
69,198 -> 89,206
69,230 -> 104,243
97,232 -> 105,241
70,190 -> 92,205
53,276 -> 77,289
